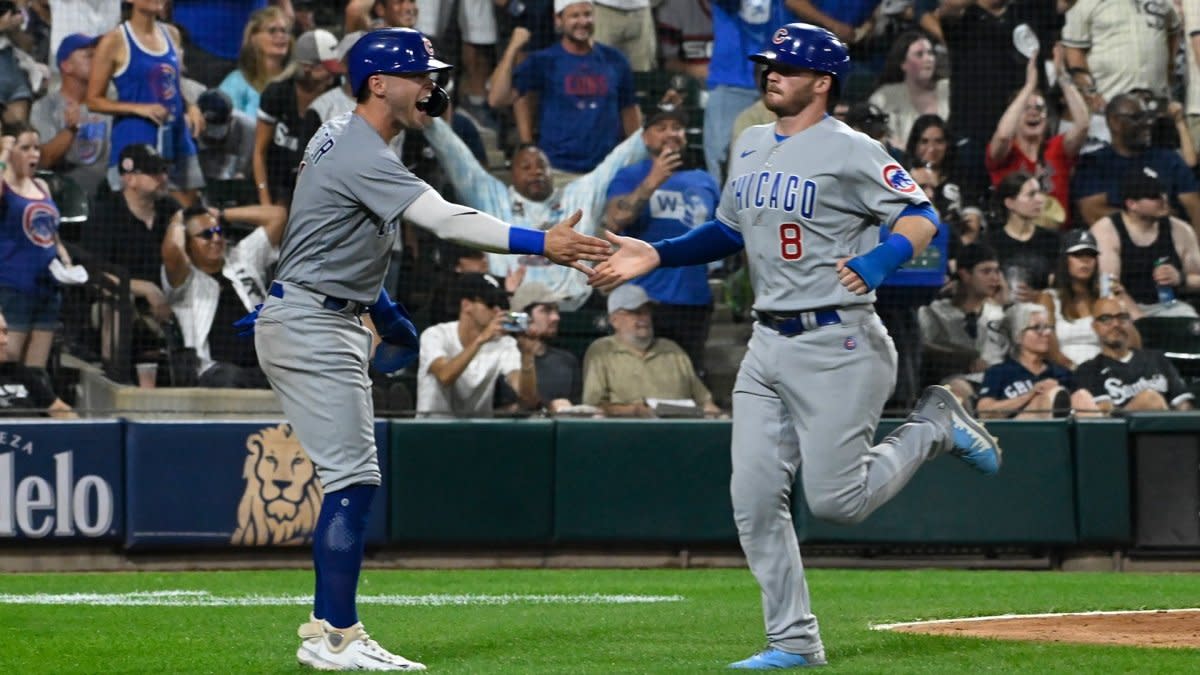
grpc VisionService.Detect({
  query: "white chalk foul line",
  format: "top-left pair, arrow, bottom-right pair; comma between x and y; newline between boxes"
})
0,591 -> 686,607
871,607 -> 1200,631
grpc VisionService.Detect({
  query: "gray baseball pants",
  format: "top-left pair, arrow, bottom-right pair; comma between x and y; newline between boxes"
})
731,308 -> 949,655
256,282 -> 381,493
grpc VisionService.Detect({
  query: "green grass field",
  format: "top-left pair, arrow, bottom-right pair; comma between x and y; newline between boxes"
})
1,567 -> 1196,673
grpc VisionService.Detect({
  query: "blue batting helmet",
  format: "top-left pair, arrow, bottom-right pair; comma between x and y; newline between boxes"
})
749,23 -> 849,85
347,28 -> 453,96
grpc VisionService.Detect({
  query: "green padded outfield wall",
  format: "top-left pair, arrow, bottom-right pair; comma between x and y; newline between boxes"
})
1073,418 -> 1132,544
554,420 -> 737,542
389,420 -> 556,543
551,419 -> 1077,545
798,420 -> 1078,544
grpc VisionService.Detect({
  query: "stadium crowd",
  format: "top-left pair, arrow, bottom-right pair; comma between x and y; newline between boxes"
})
0,0 -> 1198,419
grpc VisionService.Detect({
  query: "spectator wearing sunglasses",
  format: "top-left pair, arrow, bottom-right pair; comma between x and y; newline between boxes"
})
1074,296 -> 1194,412
1072,93 -> 1200,227
976,302 -> 1097,419
160,202 -> 287,388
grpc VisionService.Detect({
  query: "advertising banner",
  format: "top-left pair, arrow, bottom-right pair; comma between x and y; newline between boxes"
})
125,420 -> 389,548
0,420 -> 123,541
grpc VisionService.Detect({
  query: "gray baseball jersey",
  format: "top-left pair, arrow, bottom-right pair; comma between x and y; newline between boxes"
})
720,116 -> 956,661
273,112 -> 429,304
717,116 -> 927,312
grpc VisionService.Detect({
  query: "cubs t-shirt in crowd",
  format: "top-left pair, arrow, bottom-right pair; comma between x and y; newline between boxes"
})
1074,350 -> 1194,409
513,42 -> 636,173
707,0 -> 797,90
979,357 -> 1074,401
605,162 -> 718,305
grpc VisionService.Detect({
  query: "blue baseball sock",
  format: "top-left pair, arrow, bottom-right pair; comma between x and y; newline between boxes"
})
312,483 -> 376,629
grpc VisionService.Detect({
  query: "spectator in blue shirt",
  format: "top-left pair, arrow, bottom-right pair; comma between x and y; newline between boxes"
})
703,0 -> 796,182
976,302 -> 1096,419
1073,93 -> 1200,227
604,104 -> 718,374
511,0 -> 641,178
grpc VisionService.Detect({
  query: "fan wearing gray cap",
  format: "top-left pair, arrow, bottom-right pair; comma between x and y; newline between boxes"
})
194,89 -> 256,182
602,103 -> 717,374
581,283 -> 720,417
1090,166 -> 1200,318
252,28 -> 339,207
509,282 -> 582,411
416,273 -> 542,417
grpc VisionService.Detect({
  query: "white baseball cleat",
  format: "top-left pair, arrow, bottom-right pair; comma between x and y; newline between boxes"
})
297,619 -> 426,671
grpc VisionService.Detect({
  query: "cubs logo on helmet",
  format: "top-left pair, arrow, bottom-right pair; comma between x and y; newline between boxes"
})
749,22 -> 850,85
882,164 -> 917,194
346,28 -> 453,96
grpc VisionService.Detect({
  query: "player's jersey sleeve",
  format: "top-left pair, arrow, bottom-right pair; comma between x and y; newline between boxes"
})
341,140 -> 431,227
715,130 -> 756,230
844,136 -> 930,227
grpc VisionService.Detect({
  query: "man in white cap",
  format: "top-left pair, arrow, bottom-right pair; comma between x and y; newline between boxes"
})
510,282 -> 582,411
504,0 -> 641,180
582,283 -> 720,417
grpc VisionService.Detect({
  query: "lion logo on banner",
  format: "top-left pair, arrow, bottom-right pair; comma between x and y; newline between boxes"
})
231,423 -> 323,546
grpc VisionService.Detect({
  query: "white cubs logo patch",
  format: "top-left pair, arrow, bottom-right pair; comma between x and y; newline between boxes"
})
423,37 -> 435,56
772,28 -> 789,44
882,164 -> 917,194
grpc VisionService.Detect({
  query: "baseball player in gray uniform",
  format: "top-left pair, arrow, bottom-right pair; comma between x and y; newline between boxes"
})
590,24 -> 1002,670
246,28 -> 609,671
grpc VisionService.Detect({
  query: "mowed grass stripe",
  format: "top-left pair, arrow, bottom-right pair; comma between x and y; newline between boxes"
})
2,568 -> 1198,673
0,591 -> 686,607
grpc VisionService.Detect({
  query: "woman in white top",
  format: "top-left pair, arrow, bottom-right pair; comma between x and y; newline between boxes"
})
868,31 -> 949,148
1037,229 -> 1141,369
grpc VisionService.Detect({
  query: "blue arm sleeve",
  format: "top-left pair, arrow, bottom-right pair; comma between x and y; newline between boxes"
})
844,206 -> 936,290
508,227 -> 545,255
651,219 -> 745,268
896,202 -> 937,224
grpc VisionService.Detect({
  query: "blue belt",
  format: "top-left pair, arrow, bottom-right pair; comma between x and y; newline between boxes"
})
269,281 -> 367,315
756,309 -> 841,337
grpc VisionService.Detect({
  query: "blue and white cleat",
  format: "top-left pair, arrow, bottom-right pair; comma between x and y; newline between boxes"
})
728,647 -> 827,669
915,385 -> 1002,475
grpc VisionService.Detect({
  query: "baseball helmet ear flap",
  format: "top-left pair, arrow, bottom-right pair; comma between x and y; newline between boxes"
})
416,85 -> 450,117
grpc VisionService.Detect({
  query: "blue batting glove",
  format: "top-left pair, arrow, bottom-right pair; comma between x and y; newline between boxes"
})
371,343 -> 418,374
233,304 -> 263,338
369,288 -> 419,350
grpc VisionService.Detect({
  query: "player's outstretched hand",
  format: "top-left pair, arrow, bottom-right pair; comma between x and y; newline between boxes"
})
589,231 -> 661,293
542,210 -> 611,275
836,257 -> 870,295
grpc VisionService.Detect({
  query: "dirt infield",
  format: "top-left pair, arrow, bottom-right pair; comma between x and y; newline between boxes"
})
879,609 -> 1200,649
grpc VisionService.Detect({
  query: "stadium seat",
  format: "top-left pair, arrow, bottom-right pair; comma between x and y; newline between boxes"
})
1134,316 -> 1200,379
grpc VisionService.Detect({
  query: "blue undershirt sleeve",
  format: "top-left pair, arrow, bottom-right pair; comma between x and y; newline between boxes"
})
651,219 -> 745,268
